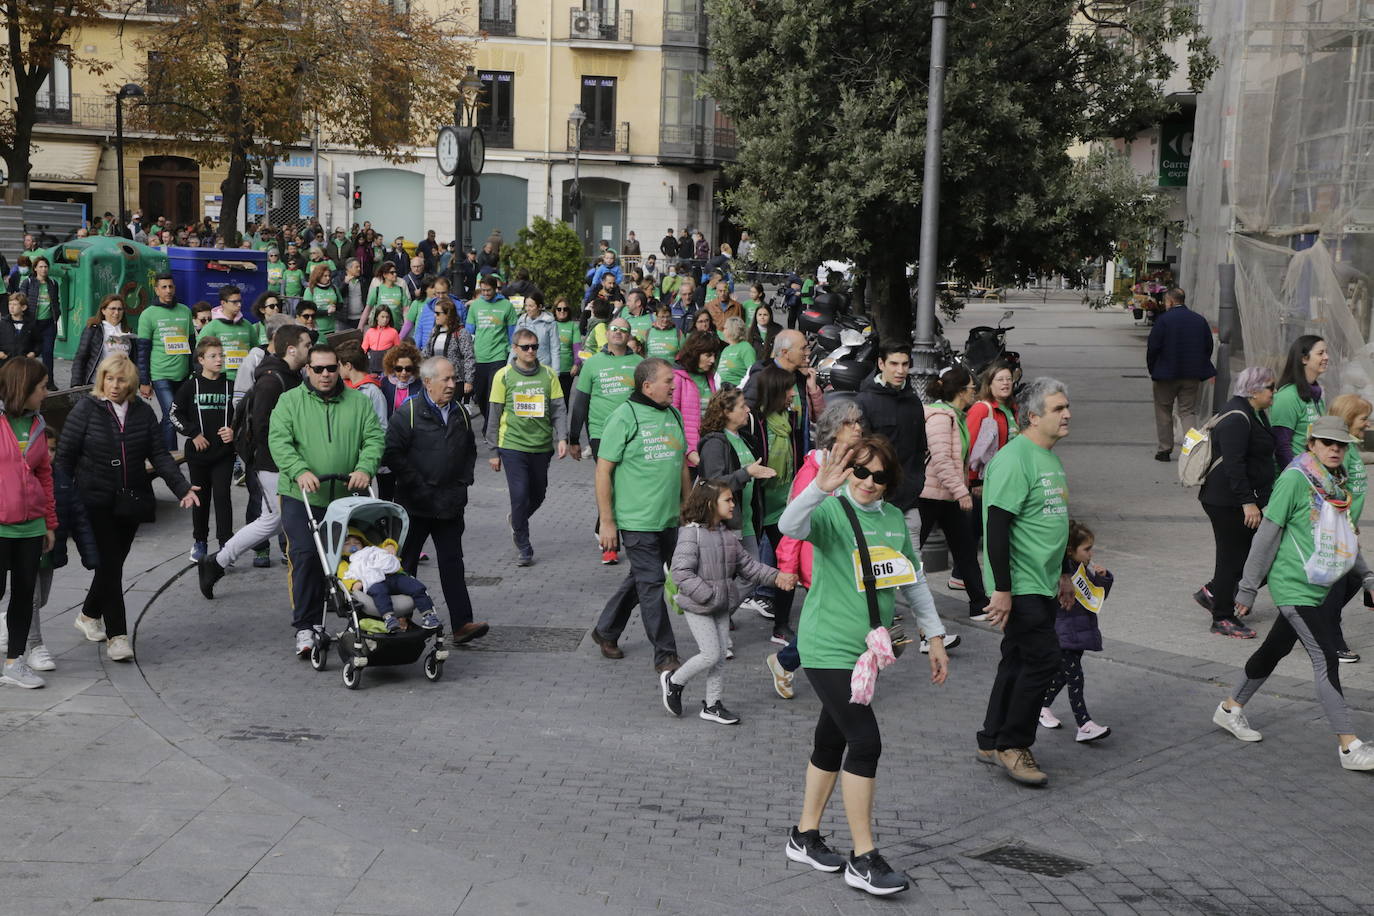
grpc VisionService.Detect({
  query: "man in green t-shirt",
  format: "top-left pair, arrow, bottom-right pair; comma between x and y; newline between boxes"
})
201,285 -> 255,382
977,376 -> 1071,788
590,358 -> 690,672
569,318 -> 642,460
464,274 -> 518,438
137,272 -> 194,451
487,329 -> 568,566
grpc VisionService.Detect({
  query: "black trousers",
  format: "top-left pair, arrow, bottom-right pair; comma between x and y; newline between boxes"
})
0,535 -> 43,660
188,455 -> 234,544
977,594 -> 1062,751
82,508 -> 140,638
1203,502 -> 1257,622
805,667 -> 882,778
1317,569 -> 1360,653
918,496 -> 990,614
473,360 -> 505,437
401,514 -> 474,629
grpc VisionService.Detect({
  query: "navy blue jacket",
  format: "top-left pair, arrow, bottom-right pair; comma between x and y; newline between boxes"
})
1055,560 -> 1112,652
1146,305 -> 1215,381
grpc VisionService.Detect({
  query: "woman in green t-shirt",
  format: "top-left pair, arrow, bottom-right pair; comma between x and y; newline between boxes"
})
777,436 -> 949,896
1220,415 -> 1374,771
264,248 -> 286,294
746,301 -> 782,362
716,316 -> 754,388
250,292 -> 284,346
552,298 -> 581,397
363,262 -> 406,330
1320,394 -> 1371,665
1270,334 -> 1329,466
303,265 -> 338,333
0,357 -> 56,689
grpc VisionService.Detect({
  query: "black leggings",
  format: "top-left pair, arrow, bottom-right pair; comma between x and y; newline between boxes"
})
83,507 -> 140,638
1043,649 -> 1091,727
918,496 -> 989,613
188,456 -> 234,544
0,535 -> 43,660
804,667 -> 881,779
473,360 -> 505,437
1203,502 -> 1256,622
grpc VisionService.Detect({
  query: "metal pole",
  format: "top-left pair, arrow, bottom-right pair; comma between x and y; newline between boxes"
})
911,0 -> 949,386
454,100 -> 463,260
115,96 -> 126,236
311,119 -> 320,227
1214,262 -> 1237,413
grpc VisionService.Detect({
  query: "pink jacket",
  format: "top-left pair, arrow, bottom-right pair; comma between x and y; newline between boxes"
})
776,449 -> 822,588
671,367 -> 717,458
921,403 -> 970,502
0,413 -> 57,530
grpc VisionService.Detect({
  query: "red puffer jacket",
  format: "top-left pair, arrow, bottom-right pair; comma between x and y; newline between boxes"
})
0,412 -> 57,530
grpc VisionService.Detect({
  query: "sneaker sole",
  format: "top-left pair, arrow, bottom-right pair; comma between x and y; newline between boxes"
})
699,711 -> 740,725
785,842 -> 843,873
968,613 -> 991,622
769,635 -> 790,646
1339,756 -> 1374,771
1338,656 -> 1360,664
1076,727 -> 1111,743
0,674 -> 44,689
1004,769 -> 1049,787
843,868 -> 909,896
1211,628 -> 1255,639
1039,719 -> 1062,729
73,621 -> 107,643
1212,710 -> 1262,742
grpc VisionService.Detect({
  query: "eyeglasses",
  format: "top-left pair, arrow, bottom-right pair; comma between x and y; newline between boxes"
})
850,465 -> 890,486
394,364 -> 416,373
298,313 -> 317,321
554,307 -> 570,313
515,343 -> 539,351
308,364 -> 339,374
1262,384 -> 1276,391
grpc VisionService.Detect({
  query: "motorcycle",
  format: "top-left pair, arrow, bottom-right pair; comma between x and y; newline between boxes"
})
963,309 -> 1020,381
807,313 -> 876,392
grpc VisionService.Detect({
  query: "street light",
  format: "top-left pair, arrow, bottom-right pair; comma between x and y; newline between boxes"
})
114,83 -> 145,238
569,104 -> 586,236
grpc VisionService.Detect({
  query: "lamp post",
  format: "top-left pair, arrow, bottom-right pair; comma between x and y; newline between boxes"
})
568,104 -> 586,245
456,66 -> 484,254
911,0 -> 949,388
114,83 -> 145,237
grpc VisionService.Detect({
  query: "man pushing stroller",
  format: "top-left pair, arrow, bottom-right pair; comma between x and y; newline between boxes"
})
337,531 -> 441,632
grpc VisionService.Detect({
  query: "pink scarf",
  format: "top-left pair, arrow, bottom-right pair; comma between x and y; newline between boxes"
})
849,627 -> 897,705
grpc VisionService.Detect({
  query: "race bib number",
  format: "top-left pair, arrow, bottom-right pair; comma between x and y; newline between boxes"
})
1070,563 -> 1105,613
508,296 -> 525,309
852,545 -> 917,592
162,332 -> 190,355
513,392 -> 546,417
224,347 -> 248,370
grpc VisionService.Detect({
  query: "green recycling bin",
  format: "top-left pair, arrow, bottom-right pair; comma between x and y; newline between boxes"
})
44,237 -> 170,361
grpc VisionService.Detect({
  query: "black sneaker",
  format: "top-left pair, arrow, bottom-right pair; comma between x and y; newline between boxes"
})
660,670 -> 684,717
1193,586 -> 1215,613
785,827 -> 845,872
1338,649 -> 1361,664
198,555 -> 225,599
844,849 -> 910,896
699,700 -> 740,725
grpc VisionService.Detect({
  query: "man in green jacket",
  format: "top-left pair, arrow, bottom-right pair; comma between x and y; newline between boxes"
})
269,342 -> 385,657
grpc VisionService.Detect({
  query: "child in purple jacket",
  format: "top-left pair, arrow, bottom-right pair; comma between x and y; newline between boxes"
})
1039,520 -> 1114,743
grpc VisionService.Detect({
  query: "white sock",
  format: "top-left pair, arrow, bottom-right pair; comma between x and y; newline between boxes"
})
1344,738 -> 1363,753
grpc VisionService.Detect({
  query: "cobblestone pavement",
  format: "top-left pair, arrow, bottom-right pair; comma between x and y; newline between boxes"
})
7,292 -> 1374,914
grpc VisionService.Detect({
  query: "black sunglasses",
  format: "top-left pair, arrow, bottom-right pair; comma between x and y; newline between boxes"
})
851,465 -> 890,486
308,364 -> 338,374
394,364 -> 416,372
515,343 -> 539,351
1316,438 -> 1349,448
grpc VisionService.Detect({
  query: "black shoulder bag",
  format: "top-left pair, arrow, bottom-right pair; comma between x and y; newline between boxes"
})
836,497 -> 908,657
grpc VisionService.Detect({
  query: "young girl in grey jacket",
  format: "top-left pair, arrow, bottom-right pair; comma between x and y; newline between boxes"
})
663,478 -> 797,724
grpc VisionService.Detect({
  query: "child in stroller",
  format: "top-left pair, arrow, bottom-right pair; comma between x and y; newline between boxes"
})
337,530 -> 441,632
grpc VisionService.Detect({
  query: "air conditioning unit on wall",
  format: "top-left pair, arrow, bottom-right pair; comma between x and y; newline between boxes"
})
571,10 -> 601,38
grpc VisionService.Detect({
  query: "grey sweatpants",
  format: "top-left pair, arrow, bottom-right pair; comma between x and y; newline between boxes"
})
671,611 -> 731,706
1233,603 -> 1354,735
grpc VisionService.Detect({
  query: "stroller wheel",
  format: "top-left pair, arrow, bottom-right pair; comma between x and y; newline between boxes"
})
342,660 -> 362,690
424,650 -> 443,682
310,643 -> 327,671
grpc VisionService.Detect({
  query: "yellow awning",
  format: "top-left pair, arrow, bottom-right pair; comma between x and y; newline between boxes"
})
29,140 -> 101,189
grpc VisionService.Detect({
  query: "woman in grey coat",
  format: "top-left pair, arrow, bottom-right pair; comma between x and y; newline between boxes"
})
511,293 -> 560,374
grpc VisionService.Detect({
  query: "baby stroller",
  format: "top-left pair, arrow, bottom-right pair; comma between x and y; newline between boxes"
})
301,478 -> 449,689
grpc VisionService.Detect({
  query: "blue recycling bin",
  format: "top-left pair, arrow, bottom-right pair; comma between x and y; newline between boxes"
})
165,247 -> 268,320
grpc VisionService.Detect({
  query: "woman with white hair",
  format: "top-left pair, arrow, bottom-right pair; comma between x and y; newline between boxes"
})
1195,366 -> 1278,639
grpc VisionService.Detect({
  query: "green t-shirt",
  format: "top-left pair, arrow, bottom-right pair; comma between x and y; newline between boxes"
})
555,320 -> 581,372
35,283 -> 52,321
980,434 -> 1069,597
305,285 -> 338,333
405,300 -> 425,328
200,318 -> 255,380
574,350 -> 641,439
796,489 -> 918,669
625,312 -> 653,340
491,364 -> 562,453
717,341 -> 755,388
265,261 -> 286,292
282,269 -> 306,298
2,416 -> 46,538
469,297 -> 518,363
1270,384 -> 1325,459
1345,446 -> 1368,526
725,429 -> 756,534
691,373 -> 711,420
1262,466 -> 1338,607
761,411 -> 794,525
598,399 -> 685,531
137,301 -> 193,382
368,283 -> 407,328
646,326 -> 683,360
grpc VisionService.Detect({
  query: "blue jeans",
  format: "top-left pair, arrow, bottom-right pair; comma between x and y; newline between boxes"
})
151,378 -> 179,452
36,318 -> 57,386
778,639 -> 800,671
365,574 -> 434,617
499,448 -> 552,557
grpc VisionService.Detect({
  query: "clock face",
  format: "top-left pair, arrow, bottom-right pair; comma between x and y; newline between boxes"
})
469,128 -> 486,175
437,128 -> 460,175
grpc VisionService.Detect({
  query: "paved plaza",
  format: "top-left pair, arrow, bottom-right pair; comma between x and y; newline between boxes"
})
5,292 -> 1374,915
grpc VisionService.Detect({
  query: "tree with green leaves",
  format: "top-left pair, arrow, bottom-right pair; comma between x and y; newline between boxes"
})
504,217 -> 586,309
133,0 -> 472,237
703,0 -> 1216,343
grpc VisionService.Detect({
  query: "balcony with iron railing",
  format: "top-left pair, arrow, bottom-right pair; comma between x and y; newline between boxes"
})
568,8 -> 633,43
662,8 -> 708,46
480,0 -> 516,35
568,119 -> 630,154
658,124 -> 735,163
34,93 -> 116,131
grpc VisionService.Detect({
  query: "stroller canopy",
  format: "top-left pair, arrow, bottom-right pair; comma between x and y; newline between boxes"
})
319,497 -> 410,574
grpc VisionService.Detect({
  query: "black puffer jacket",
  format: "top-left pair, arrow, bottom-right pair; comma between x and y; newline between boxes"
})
247,353 -> 301,473
855,375 -> 928,511
70,323 -> 107,387
382,394 -> 477,519
1200,395 -> 1276,508
698,429 -> 764,537
54,396 -> 191,510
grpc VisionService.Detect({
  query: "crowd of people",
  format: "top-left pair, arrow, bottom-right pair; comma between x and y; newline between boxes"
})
10,238 -> 1374,900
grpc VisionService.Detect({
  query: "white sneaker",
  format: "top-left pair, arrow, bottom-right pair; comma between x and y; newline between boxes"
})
1038,707 -> 1062,729
26,645 -> 55,671
106,635 -> 134,662
739,597 -> 772,619
968,612 -> 992,622
1339,739 -> 1374,771
1,657 -> 45,688
295,629 -> 314,657
1075,720 -> 1111,743
947,576 -> 966,591
74,614 -> 107,642
1212,702 -> 1262,742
